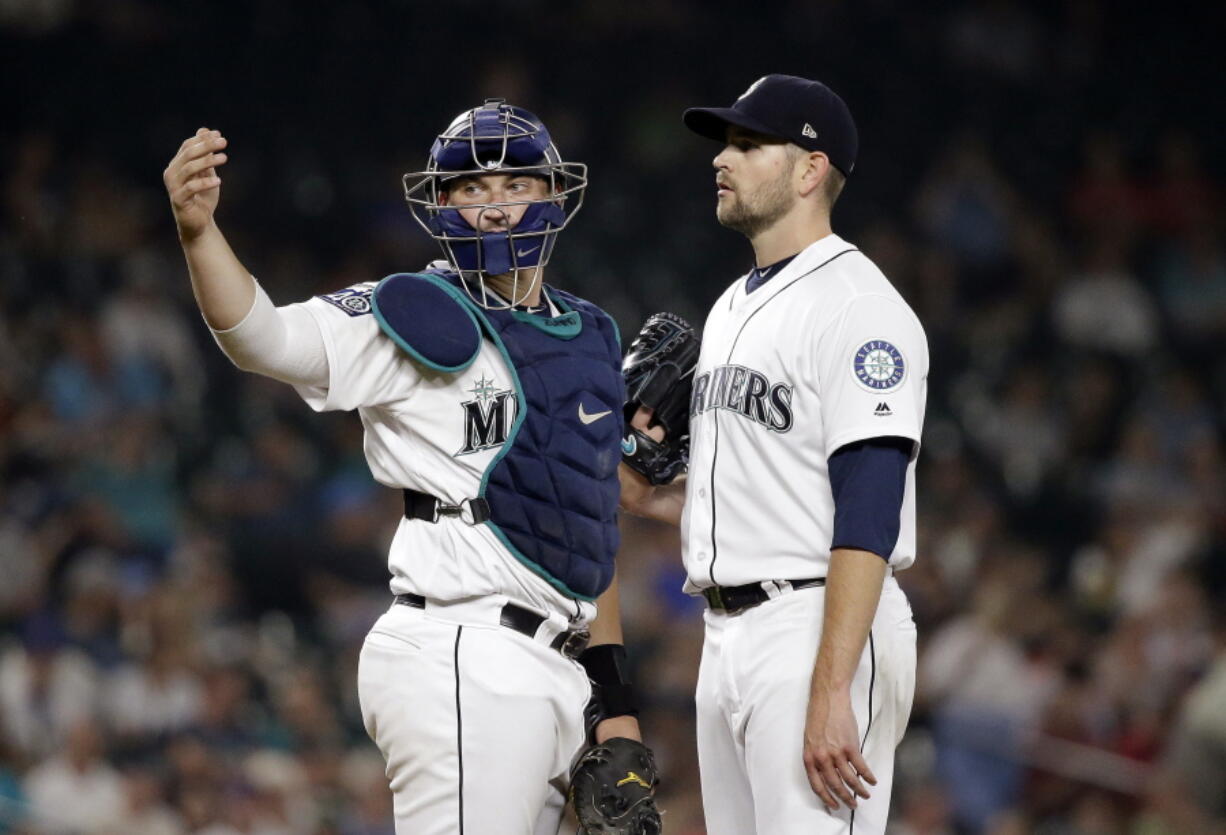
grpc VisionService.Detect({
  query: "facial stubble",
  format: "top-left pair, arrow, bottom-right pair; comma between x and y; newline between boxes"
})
717,165 -> 796,239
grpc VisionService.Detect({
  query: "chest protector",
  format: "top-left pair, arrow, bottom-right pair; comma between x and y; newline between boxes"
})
371,270 -> 624,601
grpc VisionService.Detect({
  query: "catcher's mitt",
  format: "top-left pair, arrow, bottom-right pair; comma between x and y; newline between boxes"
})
569,737 -> 662,835
622,312 -> 699,485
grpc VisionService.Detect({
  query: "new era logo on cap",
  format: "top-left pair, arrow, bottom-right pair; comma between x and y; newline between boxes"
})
802,123 -> 817,139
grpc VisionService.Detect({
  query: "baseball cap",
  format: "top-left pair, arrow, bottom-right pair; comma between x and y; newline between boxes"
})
684,74 -> 858,176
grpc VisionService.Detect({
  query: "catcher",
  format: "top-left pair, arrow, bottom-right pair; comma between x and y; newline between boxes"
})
166,99 -> 665,834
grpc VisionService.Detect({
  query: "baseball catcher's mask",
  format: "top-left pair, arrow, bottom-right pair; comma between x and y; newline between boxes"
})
403,98 -> 588,309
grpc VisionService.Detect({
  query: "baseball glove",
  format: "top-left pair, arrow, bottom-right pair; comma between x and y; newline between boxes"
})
622,312 -> 699,485
569,737 -> 662,835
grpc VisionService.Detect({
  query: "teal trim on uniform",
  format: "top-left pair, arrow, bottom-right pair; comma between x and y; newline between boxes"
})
608,314 -> 622,350
456,294 -> 595,602
509,308 -> 582,338
370,273 -> 482,373
485,523 -> 595,601
552,286 -> 620,349
509,290 -> 582,339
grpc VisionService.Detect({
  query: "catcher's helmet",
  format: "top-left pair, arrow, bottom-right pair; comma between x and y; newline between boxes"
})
403,99 -> 587,308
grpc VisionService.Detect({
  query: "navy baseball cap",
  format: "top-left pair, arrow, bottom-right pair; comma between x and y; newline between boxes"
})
684,74 -> 858,176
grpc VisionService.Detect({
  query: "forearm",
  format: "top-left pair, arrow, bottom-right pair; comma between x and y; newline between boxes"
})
588,570 -> 627,647
618,465 -> 686,527
180,220 -> 257,331
585,573 -> 642,743
810,548 -> 887,694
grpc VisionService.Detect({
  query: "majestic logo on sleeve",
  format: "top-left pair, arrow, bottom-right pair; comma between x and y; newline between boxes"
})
853,340 -> 906,391
690,364 -> 794,432
455,375 -> 517,456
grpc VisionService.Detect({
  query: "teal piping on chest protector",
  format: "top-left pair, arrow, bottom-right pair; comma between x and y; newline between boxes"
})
371,271 -> 624,600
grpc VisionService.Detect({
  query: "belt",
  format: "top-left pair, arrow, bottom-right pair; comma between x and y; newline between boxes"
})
404,489 -> 491,524
394,593 -> 591,659
701,578 -> 826,614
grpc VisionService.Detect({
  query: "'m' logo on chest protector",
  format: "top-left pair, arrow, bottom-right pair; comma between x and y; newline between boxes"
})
456,375 -> 518,456
690,364 -> 794,432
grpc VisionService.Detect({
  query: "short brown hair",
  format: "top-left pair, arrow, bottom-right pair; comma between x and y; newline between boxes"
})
790,145 -> 846,210
820,167 -> 846,210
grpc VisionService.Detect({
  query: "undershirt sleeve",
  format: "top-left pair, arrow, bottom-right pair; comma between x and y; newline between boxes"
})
209,278 -> 329,387
828,436 -> 913,560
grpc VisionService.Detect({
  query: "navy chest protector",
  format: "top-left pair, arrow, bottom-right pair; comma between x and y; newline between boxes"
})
371,271 -> 624,601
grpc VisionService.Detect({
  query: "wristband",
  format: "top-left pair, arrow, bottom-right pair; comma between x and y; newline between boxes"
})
578,643 -> 640,719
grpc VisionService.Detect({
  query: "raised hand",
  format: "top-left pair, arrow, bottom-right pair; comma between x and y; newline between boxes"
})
164,127 -> 229,240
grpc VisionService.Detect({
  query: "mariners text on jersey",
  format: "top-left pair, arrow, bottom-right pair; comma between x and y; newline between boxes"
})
690,363 -> 794,432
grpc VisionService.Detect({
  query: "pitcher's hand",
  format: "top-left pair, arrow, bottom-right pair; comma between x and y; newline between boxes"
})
803,688 -> 876,812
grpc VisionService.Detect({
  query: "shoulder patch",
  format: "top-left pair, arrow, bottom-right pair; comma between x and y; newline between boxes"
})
318,284 -> 375,317
852,339 -> 907,392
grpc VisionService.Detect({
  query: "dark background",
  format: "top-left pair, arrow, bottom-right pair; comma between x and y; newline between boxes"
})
2,1 -> 1225,832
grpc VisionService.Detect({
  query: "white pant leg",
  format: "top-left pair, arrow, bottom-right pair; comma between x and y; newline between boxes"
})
695,609 -> 758,835
357,603 -> 590,835
531,781 -> 569,835
699,581 -> 917,835
848,582 -> 917,835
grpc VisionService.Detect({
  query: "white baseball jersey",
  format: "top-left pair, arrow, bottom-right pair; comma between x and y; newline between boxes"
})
290,281 -> 595,624
210,267 -> 602,832
681,232 -> 928,591
687,232 -> 925,835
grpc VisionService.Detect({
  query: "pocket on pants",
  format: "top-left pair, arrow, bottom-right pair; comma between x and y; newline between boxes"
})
357,627 -> 426,743
363,628 -> 423,653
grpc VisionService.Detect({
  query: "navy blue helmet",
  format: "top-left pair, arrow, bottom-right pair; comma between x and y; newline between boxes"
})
403,99 -> 587,308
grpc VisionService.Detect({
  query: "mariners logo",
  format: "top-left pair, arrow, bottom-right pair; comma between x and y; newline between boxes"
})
853,340 -> 906,391
455,374 -> 517,456
318,284 -> 374,316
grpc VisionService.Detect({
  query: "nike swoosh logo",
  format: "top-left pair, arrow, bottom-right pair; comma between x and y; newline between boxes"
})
516,245 -> 540,258
578,403 -> 612,425
621,435 -> 637,455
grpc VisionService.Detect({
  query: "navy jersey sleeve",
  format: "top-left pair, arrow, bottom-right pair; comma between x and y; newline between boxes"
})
828,436 -> 913,560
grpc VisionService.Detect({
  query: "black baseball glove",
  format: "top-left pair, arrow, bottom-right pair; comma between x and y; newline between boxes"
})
621,312 -> 700,485
569,737 -> 662,835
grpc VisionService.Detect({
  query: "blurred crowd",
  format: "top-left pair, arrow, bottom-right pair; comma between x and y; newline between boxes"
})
2,0 -> 1224,833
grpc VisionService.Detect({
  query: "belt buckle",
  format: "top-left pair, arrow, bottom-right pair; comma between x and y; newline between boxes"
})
558,628 -> 590,659
703,586 -> 726,611
433,498 -> 488,525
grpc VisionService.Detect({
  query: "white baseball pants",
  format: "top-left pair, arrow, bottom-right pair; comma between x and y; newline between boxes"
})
695,577 -> 917,835
358,597 -> 590,835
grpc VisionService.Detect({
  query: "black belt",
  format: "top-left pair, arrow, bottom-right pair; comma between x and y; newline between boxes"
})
701,578 -> 826,614
394,593 -> 590,659
404,489 -> 490,524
